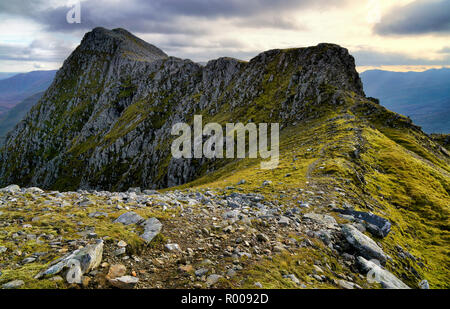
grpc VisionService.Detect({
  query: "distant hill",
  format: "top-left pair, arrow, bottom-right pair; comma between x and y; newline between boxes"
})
0,91 -> 44,144
0,70 -> 56,112
0,73 -> 21,80
360,68 -> 450,134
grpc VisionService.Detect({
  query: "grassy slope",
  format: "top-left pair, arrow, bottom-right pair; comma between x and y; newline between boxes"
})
174,96 -> 450,288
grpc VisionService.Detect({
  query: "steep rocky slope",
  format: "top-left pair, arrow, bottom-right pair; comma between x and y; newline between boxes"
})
0,28 -> 448,289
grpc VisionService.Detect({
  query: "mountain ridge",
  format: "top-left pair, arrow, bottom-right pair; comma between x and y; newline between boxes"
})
0,72 -> 22,80
0,27 -> 365,190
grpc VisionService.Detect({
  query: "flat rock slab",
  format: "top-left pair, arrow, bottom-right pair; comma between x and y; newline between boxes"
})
140,217 -> 162,243
165,243 -> 181,251
108,275 -> 139,289
0,184 -> 21,193
278,216 -> 290,226
337,279 -> 355,289
341,224 -> 387,264
206,274 -> 222,287
334,209 -> 391,238
304,212 -> 338,229
35,240 -> 103,280
357,256 -> 410,289
2,280 -> 24,289
283,274 -> 300,285
113,212 -> 144,225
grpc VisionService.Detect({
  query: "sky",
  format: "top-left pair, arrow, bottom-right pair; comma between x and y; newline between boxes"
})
0,0 -> 449,72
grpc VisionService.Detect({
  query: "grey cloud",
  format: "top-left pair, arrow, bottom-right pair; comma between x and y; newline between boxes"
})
147,0 -> 341,18
34,2 -> 207,35
352,49 -> 450,66
6,0 -> 343,34
0,0 -> 342,66
0,0 -> 44,16
155,36 -> 260,62
235,15 -> 306,30
156,36 -> 247,49
374,0 -> 450,35
0,39 -> 73,63
438,46 -> 450,53
165,47 -> 262,63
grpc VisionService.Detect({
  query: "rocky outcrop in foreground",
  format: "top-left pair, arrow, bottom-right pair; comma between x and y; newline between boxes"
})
0,184 -> 417,289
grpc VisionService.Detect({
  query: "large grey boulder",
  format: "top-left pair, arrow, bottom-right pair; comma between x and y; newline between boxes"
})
114,212 -> 144,225
334,209 -> 391,238
25,187 -> 44,194
35,240 -> 103,281
140,217 -> 162,243
357,256 -> 410,289
108,275 -> 139,289
341,224 -> 387,264
0,184 -> 20,193
2,280 -> 24,289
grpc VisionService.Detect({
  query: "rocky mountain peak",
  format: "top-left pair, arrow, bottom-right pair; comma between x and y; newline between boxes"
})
251,43 -> 364,96
77,27 -> 168,62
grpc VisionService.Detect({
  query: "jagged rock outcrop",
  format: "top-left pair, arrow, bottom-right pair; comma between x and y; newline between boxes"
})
0,27 -> 364,191
357,257 -> 410,289
341,224 -> 387,264
35,240 -> 104,283
333,209 -> 391,238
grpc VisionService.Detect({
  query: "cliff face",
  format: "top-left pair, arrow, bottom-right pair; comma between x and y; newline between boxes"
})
0,27 -> 364,191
